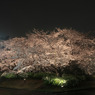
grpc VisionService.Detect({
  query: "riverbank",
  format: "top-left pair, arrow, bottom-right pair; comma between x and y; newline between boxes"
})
0,72 -> 95,92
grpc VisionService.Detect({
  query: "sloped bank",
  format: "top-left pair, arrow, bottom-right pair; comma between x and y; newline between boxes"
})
0,71 -> 94,92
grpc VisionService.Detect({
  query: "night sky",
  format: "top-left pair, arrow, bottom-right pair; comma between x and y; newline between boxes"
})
0,0 -> 95,38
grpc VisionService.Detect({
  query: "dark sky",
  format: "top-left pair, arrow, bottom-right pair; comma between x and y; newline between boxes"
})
0,0 -> 95,37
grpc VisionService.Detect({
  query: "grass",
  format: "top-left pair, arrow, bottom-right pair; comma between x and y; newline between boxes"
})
26,72 -> 55,79
0,72 -> 55,79
1,73 -> 17,79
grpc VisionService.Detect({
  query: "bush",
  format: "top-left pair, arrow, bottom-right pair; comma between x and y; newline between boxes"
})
43,74 -> 86,87
43,76 -> 67,87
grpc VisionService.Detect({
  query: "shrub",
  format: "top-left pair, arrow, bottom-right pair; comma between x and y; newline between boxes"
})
43,74 -> 86,87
